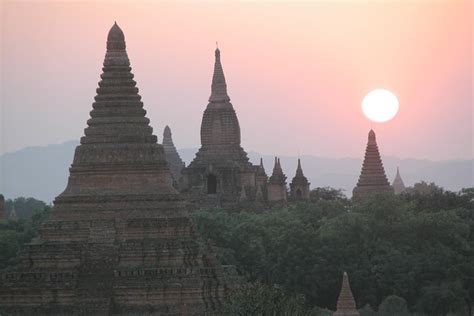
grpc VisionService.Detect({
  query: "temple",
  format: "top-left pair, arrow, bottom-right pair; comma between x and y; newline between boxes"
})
181,48 -> 260,205
392,167 -> 406,194
334,272 -> 360,316
161,125 -> 185,188
290,159 -> 310,201
0,194 -> 4,220
0,23 -> 238,315
352,130 -> 393,201
267,158 -> 288,202
8,203 -> 17,221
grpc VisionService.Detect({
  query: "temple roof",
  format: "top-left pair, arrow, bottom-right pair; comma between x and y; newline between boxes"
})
209,48 -> 230,103
392,167 -> 406,194
198,47 -> 243,149
269,157 -> 287,184
353,130 -> 393,199
162,125 -> 185,182
291,158 -> 309,185
57,22 -> 176,200
257,158 -> 267,177
334,272 -> 360,315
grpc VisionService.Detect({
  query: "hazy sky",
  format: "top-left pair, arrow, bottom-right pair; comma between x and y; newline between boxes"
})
1,0 -> 472,160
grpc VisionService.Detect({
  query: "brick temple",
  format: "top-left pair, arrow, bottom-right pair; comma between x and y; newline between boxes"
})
181,48 -> 293,205
290,159 -> 310,201
353,130 -> 393,201
0,23 -> 238,315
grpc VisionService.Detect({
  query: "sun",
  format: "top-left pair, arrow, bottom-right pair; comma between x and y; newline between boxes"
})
362,89 -> 399,123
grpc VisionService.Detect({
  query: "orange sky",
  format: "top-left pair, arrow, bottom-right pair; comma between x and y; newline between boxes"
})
1,0 -> 472,160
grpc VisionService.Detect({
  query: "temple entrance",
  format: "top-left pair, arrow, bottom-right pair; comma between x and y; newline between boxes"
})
207,174 -> 217,194
296,189 -> 302,199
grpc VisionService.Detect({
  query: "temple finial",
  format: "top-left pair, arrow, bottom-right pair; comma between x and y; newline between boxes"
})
107,22 -> 126,51
209,46 -> 230,103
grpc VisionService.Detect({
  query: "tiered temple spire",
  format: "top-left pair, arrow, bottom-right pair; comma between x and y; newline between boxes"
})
0,23 -> 238,315
290,158 -> 310,201
352,130 -> 393,201
334,272 -> 360,316
183,47 -> 254,204
162,125 -> 185,187
209,48 -> 230,103
392,167 -> 406,194
267,157 -> 287,201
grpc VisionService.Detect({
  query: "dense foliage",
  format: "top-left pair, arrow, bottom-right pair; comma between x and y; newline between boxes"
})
193,184 -> 473,315
4,197 -> 48,219
0,205 -> 51,269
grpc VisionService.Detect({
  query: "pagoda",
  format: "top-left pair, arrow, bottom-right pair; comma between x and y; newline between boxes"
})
8,203 -> 18,221
161,125 -> 185,188
352,130 -> 393,201
290,159 -> 310,201
0,23 -> 238,315
267,158 -> 287,202
334,272 -> 360,316
182,47 -> 258,204
392,167 -> 406,194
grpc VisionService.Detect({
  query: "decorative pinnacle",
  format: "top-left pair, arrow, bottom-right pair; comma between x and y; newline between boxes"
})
107,22 -> 126,51
368,129 -> 376,143
209,46 -> 230,103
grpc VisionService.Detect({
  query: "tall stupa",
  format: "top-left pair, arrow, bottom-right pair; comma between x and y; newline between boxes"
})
352,130 -> 393,201
0,23 -> 238,315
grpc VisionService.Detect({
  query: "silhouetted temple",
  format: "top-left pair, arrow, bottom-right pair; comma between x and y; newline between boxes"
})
267,158 -> 287,202
353,130 -> 393,201
392,167 -> 406,194
0,23 -> 238,315
161,125 -> 185,188
290,159 -> 310,201
8,203 -> 17,221
255,158 -> 268,201
0,194 -> 4,220
334,272 -> 360,316
182,48 -> 260,205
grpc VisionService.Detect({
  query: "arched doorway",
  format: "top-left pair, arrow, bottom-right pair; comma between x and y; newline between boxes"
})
207,174 -> 217,194
296,189 -> 302,199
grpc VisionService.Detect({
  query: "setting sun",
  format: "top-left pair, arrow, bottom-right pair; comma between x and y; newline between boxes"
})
362,89 -> 399,123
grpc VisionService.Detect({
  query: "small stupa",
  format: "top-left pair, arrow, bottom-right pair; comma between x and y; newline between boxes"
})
290,159 -> 310,201
334,272 -> 360,316
392,167 -> 406,194
267,157 -> 287,201
162,125 -> 185,187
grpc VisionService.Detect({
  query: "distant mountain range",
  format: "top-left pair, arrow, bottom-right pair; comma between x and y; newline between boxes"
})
0,141 -> 472,203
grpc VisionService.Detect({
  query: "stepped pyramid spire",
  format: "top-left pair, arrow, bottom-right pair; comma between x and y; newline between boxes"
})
352,130 -> 393,200
392,167 -> 406,194
334,272 -> 360,315
209,48 -> 230,103
290,159 -> 310,201
0,23 -> 238,315
162,125 -> 185,185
